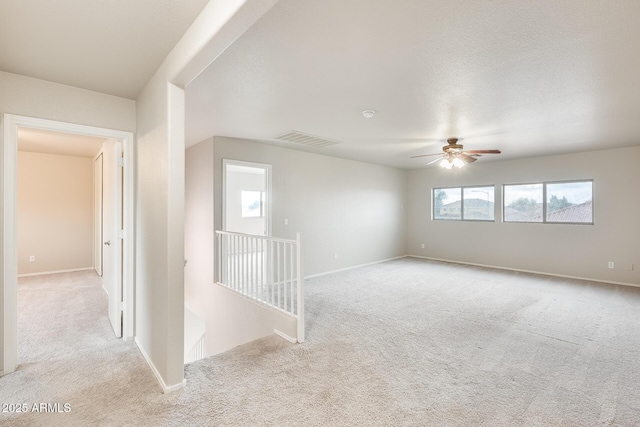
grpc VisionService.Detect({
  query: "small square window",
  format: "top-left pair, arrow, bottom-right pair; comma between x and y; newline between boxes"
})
546,181 -> 592,224
504,184 -> 543,222
433,188 -> 462,220
463,186 -> 495,221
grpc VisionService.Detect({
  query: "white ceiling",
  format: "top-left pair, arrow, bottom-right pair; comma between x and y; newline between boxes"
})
186,0 -> 640,169
2,1 -> 639,169
18,128 -> 105,158
0,0 -> 209,99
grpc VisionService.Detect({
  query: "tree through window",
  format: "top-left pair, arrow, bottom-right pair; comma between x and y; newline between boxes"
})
503,180 -> 592,224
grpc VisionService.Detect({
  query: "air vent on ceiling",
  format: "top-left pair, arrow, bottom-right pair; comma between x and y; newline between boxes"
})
274,130 -> 340,148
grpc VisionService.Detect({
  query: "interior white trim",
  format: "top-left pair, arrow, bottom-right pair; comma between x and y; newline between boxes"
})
409,255 -> 640,289
3,114 -> 136,376
135,338 -> 186,394
304,256 -> 407,279
17,267 -> 95,278
274,329 -> 296,344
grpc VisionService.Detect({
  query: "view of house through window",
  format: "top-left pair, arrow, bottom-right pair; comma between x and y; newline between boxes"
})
504,180 -> 593,224
546,181 -> 593,223
503,184 -> 543,222
433,186 -> 495,221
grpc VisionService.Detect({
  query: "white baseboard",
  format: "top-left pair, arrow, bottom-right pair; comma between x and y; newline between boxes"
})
135,338 -> 186,394
409,255 -> 640,288
274,329 -> 296,343
18,267 -> 94,278
305,255 -> 406,279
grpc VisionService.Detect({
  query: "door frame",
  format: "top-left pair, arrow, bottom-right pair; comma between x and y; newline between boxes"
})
221,159 -> 272,236
2,114 -> 135,376
94,152 -> 104,277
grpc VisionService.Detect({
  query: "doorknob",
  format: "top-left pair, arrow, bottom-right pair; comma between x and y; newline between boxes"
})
104,241 -> 111,246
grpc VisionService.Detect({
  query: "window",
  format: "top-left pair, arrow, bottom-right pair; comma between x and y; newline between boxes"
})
503,180 -> 592,224
546,181 -> 593,223
433,185 -> 495,221
503,184 -> 543,222
463,187 -> 495,221
241,190 -> 264,218
433,187 -> 462,220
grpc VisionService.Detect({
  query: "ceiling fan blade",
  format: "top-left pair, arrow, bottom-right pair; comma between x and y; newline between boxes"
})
426,156 -> 443,165
410,153 -> 443,158
458,153 -> 477,163
465,149 -> 501,154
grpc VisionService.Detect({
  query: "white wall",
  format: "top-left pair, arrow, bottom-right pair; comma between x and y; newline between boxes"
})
0,70 -> 135,374
213,137 -> 408,276
17,151 -> 94,275
185,136 -> 406,355
185,139 -> 296,357
136,76 -> 185,389
407,146 -> 640,285
135,0 -> 278,390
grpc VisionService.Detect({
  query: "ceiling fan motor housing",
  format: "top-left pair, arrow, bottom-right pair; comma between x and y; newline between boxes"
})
443,143 -> 463,152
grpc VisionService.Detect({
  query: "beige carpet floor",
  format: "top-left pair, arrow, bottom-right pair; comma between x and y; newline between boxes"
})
2,259 -> 640,426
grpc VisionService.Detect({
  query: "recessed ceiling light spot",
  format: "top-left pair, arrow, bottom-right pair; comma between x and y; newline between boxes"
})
362,110 -> 376,118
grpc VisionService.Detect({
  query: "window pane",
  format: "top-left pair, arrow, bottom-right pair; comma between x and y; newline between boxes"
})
433,188 -> 461,220
546,181 -> 593,223
463,186 -> 495,220
504,184 -> 543,222
241,190 -> 262,217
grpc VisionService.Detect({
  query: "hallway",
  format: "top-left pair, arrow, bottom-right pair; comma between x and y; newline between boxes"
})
1,271 -> 157,426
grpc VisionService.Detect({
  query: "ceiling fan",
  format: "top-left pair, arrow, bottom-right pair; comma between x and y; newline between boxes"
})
411,137 -> 501,169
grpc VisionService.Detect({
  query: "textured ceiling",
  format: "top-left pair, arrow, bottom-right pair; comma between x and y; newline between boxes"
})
186,0 -> 640,169
3,0 -> 639,169
0,0 -> 209,99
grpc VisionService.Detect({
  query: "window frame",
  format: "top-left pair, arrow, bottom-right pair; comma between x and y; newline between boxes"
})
502,179 -> 593,225
432,184 -> 496,222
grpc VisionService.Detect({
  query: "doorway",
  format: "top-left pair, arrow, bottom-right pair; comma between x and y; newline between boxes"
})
2,114 -> 135,375
222,159 -> 271,236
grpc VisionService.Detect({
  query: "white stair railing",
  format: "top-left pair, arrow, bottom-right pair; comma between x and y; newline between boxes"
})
215,230 -> 304,343
185,333 -> 206,364
184,307 -> 206,364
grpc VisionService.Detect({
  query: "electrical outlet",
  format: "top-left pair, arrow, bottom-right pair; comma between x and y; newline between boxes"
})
421,243 -> 425,249
284,218 -> 289,226
608,261 -> 614,269
629,263 -> 635,271
29,255 -> 36,262
334,253 -> 338,260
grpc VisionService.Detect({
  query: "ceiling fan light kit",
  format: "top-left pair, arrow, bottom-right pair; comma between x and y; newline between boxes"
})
411,137 -> 502,169
440,156 -> 465,169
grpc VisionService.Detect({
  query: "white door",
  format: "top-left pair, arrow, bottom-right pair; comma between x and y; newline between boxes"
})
102,139 -> 123,337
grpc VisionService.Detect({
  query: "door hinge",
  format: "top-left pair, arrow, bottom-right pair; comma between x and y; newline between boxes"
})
119,229 -> 125,239
117,157 -> 124,168
118,301 -> 124,312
